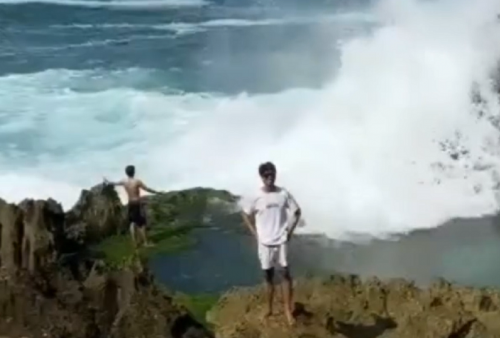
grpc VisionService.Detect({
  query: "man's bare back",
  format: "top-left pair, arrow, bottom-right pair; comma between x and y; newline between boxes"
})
120,178 -> 155,202
104,166 -> 159,202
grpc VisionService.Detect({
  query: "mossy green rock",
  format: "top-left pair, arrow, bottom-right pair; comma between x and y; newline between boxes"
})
173,293 -> 220,326
95,187 -> 238,269
144,187 -> 237,228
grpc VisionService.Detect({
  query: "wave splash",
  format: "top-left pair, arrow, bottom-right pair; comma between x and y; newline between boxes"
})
159,0 -> 500,239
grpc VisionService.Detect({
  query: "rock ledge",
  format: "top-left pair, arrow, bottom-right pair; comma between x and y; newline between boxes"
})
209,274 -> 500,338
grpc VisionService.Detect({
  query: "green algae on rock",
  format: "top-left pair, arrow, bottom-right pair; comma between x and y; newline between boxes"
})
93,187 -> 237,269
144,187 -> 237,226
173,293 -> 220,326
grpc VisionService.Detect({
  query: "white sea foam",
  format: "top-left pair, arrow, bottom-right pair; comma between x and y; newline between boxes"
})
1,0 -> 500,241
0,0 -> 206,8
48,12 -> 377,35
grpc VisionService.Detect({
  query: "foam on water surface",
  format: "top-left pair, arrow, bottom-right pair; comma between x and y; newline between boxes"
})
0,0 -> 207,8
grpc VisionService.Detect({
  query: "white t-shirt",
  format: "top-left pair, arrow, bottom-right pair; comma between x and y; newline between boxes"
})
242,186 -> 300,246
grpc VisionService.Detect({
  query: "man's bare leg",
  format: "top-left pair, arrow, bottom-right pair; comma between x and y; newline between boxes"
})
138,227 -> 153,247
264,268 -> 275,318
129,223 -> 137,249
282,267 -> 295,326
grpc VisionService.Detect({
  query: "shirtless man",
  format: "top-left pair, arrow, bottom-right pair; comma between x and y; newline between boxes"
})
104,165 -> 161,248
241,161 -> 302,326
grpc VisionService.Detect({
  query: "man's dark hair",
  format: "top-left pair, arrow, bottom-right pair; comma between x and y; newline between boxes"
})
258,162 -> 276,176
125,165 -> 135,178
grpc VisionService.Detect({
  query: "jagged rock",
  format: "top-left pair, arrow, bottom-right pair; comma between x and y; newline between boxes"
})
208,274 -> 500,338
19,199 -> 64,273
0,183 -> 214,338
0,200 -> 23,271
0,265 -> 213,338
0,198 -> 66,273
65,183 -> 125,244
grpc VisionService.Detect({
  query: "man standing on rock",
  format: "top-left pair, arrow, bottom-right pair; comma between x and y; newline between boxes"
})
241,161 -> 302,326
104,165 -> 161,249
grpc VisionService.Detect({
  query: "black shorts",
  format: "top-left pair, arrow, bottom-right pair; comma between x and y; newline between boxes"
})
128,201 -> 146,227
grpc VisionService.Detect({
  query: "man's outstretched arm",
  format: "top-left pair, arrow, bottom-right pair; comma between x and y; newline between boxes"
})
103,177 -> 124,186
139,180 -> 160,194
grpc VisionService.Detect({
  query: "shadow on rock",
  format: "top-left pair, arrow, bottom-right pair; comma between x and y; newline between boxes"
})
333,316 -> 397,338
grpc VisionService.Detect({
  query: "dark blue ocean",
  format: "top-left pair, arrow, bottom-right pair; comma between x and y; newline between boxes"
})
1,0 -> 374,93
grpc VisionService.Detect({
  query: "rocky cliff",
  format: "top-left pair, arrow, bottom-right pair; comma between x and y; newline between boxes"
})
208,274 -> 500,338
4,183 -> 500,338
0,183 -> 213,338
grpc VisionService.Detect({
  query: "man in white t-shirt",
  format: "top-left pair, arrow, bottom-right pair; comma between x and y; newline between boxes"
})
241,161 -> 302,326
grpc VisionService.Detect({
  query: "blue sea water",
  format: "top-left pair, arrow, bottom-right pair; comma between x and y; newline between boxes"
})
1,0 -> 372,90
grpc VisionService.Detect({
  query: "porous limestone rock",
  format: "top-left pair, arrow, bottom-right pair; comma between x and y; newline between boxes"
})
208,274 -> 500,338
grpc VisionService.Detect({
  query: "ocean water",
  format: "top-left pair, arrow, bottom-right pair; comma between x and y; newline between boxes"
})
152,214 -> 500,293
2,0 -> 500,242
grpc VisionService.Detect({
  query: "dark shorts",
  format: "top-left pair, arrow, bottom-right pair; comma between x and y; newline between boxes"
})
128,201 -> 146,227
